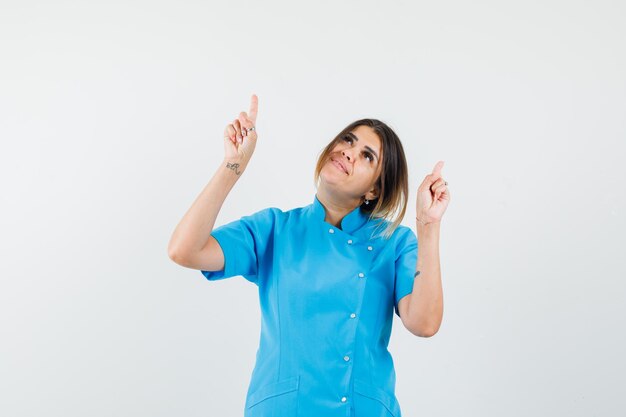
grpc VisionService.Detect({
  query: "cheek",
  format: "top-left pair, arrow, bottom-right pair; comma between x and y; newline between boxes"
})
355,165 -> 376,181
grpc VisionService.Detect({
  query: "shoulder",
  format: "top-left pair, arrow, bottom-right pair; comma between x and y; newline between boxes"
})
239,206 -> 285,228
394,224 -> 416,242
255,206 -> 285,218
369,221 -> 417,258
275,202 -> 314,222
390,224 -> 417,250
239,201 -> 313,227
368,218 -> 416,245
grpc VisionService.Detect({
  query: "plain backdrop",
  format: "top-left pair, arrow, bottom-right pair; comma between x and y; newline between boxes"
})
1,0 -> 625,416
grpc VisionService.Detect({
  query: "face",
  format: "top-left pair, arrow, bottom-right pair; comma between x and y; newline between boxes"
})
319,125 -> 383,202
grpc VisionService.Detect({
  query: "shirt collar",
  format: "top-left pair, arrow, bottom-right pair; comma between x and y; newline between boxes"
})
310,194 -> 370,234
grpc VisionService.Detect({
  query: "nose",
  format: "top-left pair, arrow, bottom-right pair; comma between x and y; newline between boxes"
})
341,150 -> 352,161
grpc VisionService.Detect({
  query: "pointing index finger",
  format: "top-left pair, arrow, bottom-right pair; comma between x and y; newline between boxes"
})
248,94 -> 258,123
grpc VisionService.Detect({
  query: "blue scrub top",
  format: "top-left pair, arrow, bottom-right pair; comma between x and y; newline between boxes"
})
201,194 -> 418,417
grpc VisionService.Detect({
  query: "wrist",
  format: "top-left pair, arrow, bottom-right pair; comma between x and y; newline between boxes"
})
222,158 -> 247,176
415,215 -> 439,225
416,218 -> 440,236
415,215 -> 428,226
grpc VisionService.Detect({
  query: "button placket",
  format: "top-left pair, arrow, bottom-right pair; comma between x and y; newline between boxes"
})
340,234 -> 375,409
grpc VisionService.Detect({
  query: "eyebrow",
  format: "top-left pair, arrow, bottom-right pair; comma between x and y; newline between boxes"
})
346,132 -> 380,162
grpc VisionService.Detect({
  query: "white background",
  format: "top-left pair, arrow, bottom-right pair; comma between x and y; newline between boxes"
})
1,0 -> 625,416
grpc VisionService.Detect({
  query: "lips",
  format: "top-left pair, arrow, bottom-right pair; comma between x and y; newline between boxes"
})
331,158 -> 348,174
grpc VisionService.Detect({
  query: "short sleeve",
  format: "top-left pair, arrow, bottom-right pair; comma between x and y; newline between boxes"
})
393,228 -> 418,317
200,207 -> 278,285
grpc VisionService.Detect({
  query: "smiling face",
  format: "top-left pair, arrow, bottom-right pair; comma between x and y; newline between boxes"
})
318,124 -> 383,203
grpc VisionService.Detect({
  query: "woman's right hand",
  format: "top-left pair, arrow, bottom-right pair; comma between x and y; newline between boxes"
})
223,94 -> 259,166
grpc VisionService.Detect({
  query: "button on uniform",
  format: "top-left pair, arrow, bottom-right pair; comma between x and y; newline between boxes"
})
347,239 -> 353,244
344,355 -> 350,361
350,313 -> 356,319
368,246 -> 373,251
329,228 -> 335,234
358,272 -> 365,278
341,397 -> 347,403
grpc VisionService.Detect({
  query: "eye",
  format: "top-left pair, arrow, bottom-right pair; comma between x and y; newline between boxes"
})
342,136 -> 373,163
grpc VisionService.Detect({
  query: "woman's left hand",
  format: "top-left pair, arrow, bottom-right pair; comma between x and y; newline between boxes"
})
416,161 -> 450,225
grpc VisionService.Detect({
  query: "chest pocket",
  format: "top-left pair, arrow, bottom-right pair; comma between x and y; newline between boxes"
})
245,376 -> 300,417
353,379 -> 401,417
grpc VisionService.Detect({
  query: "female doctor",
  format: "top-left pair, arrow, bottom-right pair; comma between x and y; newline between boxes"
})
168,94 -> 450,417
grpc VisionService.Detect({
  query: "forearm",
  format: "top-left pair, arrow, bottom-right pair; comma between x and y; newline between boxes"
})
168,158 -> 247,258
408,221 -> 443,336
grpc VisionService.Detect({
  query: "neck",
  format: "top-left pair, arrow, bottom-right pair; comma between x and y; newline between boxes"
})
316,190 -> 362,228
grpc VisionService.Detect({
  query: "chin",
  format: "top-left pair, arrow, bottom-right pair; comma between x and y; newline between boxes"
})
319,168 -> 344,189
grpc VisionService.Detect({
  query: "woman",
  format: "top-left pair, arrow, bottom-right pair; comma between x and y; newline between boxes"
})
168,94 -> 450,417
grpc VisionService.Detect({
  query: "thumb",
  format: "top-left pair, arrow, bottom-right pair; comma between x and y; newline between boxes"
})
431,160 -> 444,176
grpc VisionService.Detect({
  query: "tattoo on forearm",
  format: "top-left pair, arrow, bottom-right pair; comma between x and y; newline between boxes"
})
414,271 -> 421,278
226,162 -> 242,176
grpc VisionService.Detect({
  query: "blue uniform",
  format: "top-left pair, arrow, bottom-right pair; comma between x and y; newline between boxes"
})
201,194 -> 418,417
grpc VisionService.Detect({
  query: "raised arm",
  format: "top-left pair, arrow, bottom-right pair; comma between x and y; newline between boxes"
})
167,94 -> 259,270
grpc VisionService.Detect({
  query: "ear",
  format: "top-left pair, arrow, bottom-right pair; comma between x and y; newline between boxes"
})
365,187 -> 379,201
